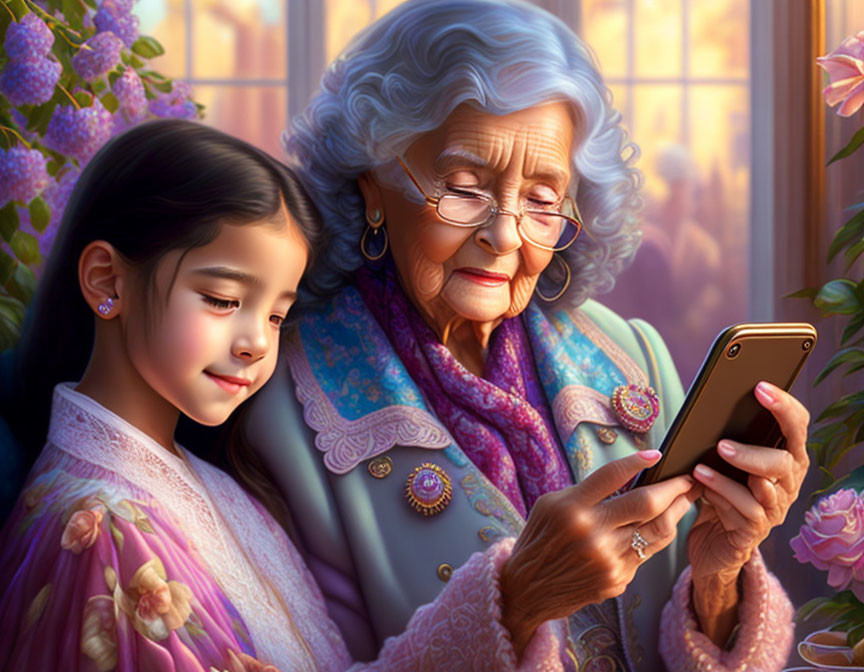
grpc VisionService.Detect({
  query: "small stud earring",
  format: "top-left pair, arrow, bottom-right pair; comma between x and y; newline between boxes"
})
97,297 -> 115,316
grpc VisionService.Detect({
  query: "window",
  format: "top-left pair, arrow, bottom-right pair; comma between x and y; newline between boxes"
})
134,0 -> 288,158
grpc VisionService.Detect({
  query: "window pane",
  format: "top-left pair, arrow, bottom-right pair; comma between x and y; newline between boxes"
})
134,0 -> 187,79
581,0 -> 628,77
374,0 -> 407,19
192,0 -> 286,79
634,0 -> 682,78
326,0 -> 372,64
690,0 -> 749,79
630,85 -> 683,200
194,85 -> 287,159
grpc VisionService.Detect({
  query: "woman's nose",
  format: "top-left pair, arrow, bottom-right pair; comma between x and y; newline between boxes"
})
474,208 -> 523,255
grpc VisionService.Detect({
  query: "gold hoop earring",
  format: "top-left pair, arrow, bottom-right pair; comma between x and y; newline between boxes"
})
534,253 -> 571,302
361,223 -> 388,261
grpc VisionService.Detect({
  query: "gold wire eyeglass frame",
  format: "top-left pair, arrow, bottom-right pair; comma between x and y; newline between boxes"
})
395,156 -> 583,252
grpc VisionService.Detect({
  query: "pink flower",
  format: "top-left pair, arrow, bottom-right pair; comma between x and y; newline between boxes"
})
791,488 -> 864,600
61,505 -> 105,554
817,31 -> 864,117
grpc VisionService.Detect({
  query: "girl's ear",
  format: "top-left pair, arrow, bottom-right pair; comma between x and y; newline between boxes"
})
357,171 -> 385,227
78,241 -> 127,319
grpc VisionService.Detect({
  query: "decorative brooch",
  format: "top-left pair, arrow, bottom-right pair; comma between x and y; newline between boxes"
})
611,384 -> 660,434
404,462 -> 452,516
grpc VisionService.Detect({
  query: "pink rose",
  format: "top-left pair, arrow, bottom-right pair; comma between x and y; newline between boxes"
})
791,488 -> 864,600
817,31 -> 864,117
61,507 -> 105,554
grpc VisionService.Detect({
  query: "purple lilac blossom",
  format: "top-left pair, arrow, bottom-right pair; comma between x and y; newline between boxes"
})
4,13 -> 54,60
149,81 -> 198,120
94,1 -> 139,48
791,488 -> 864,601
44,100 -> 113,164
0,148 -> 50,204
72,31 -> 124,81
0,56 -> 61,106
112,68 -> 148,125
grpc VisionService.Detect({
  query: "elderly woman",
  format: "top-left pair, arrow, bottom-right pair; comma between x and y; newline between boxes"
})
241,1 -> 806,669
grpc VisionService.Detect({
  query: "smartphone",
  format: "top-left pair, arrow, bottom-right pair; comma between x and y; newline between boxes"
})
634,322 -> 817,487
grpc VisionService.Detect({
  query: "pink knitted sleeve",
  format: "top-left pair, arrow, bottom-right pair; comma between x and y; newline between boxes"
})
350,537 -> 565,672
659,551 -> 794,672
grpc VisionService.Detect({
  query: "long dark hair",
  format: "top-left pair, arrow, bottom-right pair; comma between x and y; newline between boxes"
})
10,119 -> 322,465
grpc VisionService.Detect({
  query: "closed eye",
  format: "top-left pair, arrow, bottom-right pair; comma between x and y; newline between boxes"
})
201,294 -> 240,310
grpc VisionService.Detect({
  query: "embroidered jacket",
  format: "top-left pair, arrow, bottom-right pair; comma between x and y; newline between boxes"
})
243,290 -> 796,671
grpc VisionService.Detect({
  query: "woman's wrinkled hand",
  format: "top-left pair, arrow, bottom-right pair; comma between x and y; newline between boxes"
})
500,449 -> 698,657
687,381 -> 810,642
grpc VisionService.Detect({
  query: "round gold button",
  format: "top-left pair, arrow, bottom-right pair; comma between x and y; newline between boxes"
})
368,455 -> 393,479
437,563 -> 453,582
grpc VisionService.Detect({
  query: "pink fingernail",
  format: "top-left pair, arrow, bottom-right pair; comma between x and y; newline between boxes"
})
718,441 -> 736,458
755,382 -> 776,405
638,450 -> 662,461
694,465 -> 713,480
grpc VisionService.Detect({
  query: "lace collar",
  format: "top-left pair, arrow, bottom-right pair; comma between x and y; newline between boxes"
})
48,382 -> 198,493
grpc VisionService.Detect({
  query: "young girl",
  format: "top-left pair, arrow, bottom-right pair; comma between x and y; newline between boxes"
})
0,120 -> 563,670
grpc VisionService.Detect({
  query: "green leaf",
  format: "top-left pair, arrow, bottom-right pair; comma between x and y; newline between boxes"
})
842,313 -> 864,344
0,202 -> 19,242
5,261 -> 37,304
108,69 -> 123,87
131,36 -> 165,59
815,347 -> 864,385
0,312 -> 21,350
120,52 -> 146,69
0,251 -> 16,286
786,287 -> 819,300
829,126 -> 864,165
797,596 -> 832,622
28,197 -> 51,234
0,295 -> 26,325
152,80 -> 173,93
815,279 -> 861,316
817,391 -> 864,423
60,0 -> 85,31
74,91 -> 93,108
845,237 -> 864,270
828,209 -> 864,262
9,231 -> 39,264
100,92 -> 119,114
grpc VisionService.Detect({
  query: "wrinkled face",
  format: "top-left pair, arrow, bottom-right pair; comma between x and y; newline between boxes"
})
378,102 -> 576,331
123,218 -> 307,425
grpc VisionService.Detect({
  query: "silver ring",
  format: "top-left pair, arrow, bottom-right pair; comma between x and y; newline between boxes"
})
631,528 -> 648,560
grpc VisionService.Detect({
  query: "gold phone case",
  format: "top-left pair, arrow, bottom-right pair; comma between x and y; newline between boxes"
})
635,322 -> 817,487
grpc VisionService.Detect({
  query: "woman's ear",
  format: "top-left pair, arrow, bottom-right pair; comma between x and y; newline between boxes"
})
357,172 -> 385,227
78,241 -> 126,319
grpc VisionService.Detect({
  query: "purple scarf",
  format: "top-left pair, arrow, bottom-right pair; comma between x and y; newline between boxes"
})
356,264 -> 572,516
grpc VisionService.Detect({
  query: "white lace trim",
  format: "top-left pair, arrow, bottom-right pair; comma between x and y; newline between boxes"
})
48,383 -> 347,671
284,329 -> 452,474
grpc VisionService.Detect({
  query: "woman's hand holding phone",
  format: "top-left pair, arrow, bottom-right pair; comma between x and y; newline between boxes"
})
686,380 -> 811,645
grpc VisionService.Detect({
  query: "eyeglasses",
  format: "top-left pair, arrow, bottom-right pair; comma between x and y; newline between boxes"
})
396,156 -> 583,252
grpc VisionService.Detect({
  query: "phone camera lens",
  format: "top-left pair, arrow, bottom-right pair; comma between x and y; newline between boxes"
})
803,339 -> 813,351
727,343 -> 741,359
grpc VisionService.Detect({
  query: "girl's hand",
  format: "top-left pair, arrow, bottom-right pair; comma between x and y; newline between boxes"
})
500,450 -> 698,657
687,381 -> 810,643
